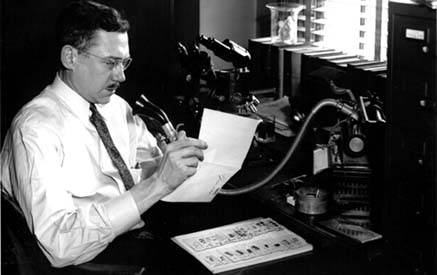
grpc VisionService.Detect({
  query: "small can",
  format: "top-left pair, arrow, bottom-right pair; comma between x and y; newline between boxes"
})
295,186 -> 328,215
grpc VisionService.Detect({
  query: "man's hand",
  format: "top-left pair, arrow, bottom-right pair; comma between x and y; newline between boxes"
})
130,131 -> 208,214
156,130 -> 208,193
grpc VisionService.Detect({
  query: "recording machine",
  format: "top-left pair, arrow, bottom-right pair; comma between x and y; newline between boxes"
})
288,66 -> 386,173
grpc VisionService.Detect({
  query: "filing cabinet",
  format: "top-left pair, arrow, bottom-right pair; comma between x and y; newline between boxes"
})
385,2 -> 436,274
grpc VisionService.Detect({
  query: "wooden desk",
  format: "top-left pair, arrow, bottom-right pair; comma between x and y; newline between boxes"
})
91,194 -> 402,275
90,137 -> 405,274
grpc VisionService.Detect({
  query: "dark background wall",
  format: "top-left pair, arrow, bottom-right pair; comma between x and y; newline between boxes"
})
0,0 -> 199,143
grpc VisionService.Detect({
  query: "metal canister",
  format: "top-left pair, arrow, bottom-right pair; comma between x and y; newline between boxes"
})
295,186 -> 328,215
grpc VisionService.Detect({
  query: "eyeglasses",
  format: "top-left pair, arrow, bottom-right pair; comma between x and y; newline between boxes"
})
80,50 -> 132,71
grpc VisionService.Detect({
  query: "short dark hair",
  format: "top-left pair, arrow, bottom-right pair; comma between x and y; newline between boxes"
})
55,0 -> 130,53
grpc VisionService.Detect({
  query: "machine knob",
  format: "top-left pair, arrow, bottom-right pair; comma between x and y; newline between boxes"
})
349,136 -> 365,154
422,46 -> 429,53
417,159 -> 423,165
419,100 -> 426,107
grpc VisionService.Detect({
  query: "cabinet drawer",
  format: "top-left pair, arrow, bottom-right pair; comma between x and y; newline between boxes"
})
391,14 -> 436,73
389,69 -> 436,133
388,131 -> 434,179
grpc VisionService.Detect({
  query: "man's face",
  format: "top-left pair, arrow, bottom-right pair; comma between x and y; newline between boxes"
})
72,30 -> 130,105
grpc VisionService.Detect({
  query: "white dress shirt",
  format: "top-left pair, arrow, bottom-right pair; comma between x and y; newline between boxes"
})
1,75 -> 162,267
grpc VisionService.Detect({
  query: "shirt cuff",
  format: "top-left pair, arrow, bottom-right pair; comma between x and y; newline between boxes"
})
103,192 -> 142,236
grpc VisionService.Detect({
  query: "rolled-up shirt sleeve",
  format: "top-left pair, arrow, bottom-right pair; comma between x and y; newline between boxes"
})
10,123 -> 142,267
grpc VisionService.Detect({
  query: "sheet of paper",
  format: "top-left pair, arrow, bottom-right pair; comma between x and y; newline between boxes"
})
171,217 -> 313,274
162,109 -> 260,202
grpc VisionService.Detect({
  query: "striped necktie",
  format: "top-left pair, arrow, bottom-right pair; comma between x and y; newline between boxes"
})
89,103 -> 135,190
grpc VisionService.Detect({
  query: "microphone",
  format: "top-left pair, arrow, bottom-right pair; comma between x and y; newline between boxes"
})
135,94 -> 178,143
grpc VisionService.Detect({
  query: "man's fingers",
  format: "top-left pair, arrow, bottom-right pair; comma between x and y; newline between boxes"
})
184,156 -> 201,168
167,146 -> 205,162
166,136 -> 208,152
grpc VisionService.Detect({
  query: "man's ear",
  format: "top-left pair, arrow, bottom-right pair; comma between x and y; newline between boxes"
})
60,45 -> 77,70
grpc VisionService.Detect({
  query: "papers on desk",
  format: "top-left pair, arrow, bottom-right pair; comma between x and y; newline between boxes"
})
172,217 -> 313,274
162,109 -> 260,202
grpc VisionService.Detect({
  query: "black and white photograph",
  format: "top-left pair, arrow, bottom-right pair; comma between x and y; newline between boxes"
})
1,0 -> 436,274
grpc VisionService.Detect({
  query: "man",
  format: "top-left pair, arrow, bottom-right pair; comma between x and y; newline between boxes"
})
0,0 -> 207,268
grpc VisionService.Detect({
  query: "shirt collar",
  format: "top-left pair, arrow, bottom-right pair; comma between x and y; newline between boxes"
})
49,73 -> 93,123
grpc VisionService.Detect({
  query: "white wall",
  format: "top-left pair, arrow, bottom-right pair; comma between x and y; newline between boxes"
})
199,0 -> 257,69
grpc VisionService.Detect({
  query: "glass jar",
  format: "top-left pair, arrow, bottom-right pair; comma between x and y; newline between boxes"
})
266,2 -> 305,44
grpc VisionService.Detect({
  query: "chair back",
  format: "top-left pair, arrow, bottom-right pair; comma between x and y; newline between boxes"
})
1,191 -> 146,275
1,191 -> 58,275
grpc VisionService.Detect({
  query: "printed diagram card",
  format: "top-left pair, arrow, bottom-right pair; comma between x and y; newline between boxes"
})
163,109 -> 260,202
172,217 -> 313,274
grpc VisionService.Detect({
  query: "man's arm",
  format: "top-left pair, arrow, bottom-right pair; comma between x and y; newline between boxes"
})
9,125 -> 141,267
